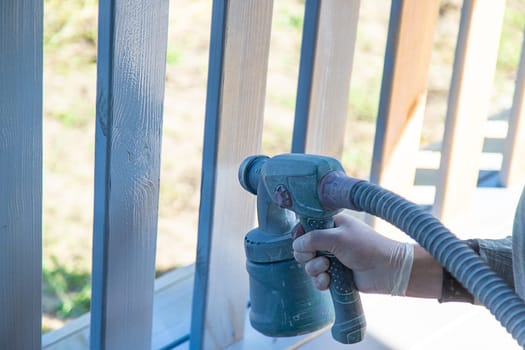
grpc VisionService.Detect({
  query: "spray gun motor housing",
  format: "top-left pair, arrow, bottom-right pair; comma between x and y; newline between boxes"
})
239,154 -> 366,344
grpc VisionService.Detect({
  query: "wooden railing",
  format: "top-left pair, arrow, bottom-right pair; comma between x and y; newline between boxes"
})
1,0 -> 524,349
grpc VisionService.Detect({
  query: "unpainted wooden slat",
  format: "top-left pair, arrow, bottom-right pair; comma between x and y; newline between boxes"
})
190,1 -> 273,349
433,0 -> 505,222
292,0 -> 360,158
90,1 -> 170,349
370,0 -> 440,196
0,1 -> 43,349
500,29 -> 525,188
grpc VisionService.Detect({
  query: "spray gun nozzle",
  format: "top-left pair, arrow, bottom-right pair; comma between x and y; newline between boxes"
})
238,155 -> 269,194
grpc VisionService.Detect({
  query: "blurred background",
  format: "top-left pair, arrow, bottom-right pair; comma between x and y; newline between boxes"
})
41,0 -> 524,333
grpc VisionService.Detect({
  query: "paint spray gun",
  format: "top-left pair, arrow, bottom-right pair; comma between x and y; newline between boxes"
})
238,153 -> 366,344
239,153 -> 525,347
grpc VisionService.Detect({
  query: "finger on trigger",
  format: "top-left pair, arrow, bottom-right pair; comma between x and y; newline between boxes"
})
294,251 -> 315,263
293,230 -> 337,255
291,223 -> 305,240
292,234 -> 310,252
305,256 -> 330,276
314,272 -> 330,290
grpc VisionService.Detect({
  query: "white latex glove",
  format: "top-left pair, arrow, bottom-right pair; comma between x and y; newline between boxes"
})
292,214 -> 414,296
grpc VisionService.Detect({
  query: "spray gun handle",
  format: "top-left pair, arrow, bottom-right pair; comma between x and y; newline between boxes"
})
299,217 -> 366,344
323,253 -> 366,343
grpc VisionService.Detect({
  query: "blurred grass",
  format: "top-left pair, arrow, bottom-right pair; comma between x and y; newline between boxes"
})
41,0 -> 525,333
43,257 -> 91,320
498,2 -> 525,73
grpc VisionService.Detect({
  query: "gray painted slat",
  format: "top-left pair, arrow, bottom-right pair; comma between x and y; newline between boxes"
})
90,0 -> 170,348
292,0 -> 360,158
0,1 -> 43,349
190,0 -> 273,348
292,0 -> 321,153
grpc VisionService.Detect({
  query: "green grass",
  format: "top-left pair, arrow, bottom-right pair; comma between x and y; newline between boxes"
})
51,110 -> 90,128
286,12 -> 303,30
166,47 -> 182,65
44,0 -> 97,48
348,75 -> 382,123
274,1 -> 304,31
43,257 -> 91,319
497,2 -> 525,73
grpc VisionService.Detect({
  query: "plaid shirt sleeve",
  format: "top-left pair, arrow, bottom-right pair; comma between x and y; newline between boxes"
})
478,235 -> 514,288
439,236 -> 513,303
440,186 -> 525,303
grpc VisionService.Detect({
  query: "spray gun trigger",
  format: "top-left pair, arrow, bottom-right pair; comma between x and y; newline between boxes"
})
291,223 -> 305,240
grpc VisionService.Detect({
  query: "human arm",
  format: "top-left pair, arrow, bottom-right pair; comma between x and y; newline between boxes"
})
292,214 -> 443,297
406,245 -> 442,298
292,214 -> 513,300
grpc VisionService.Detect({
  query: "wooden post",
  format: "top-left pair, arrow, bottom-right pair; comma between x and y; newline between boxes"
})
292,0 -> 360,158
370,0 -> 440,196
0,1 -> 43,349
433,0 -> 505,222
366,0 -> 439,234
189,1 -> 273,349
90,0 -> 170,348
500,29 -> 525,188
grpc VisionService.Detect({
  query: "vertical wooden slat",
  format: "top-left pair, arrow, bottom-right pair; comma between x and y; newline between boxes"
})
292,0 -> 360,158
190,0 -> 273,349
370,0 -> 440,197
0,1 -> 43,349
501,30 -> 525,188
433,0 -> 505,222
291,0 -> 320,154
90,0 -> 169,348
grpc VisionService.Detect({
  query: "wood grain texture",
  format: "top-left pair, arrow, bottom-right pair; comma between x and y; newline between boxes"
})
190,1 -> 273,349
293,0 -> 360,158
433,0 -> 505,222
0,1 -> 43,349
370,0 -> 439,196
501,30 -> 525,188
90,0 -> 169,348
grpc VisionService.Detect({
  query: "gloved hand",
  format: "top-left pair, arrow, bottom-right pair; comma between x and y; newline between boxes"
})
292,214 -> 414,296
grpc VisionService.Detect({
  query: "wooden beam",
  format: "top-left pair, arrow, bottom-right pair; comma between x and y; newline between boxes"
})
190,1 -> 273,349
433,0 -> 505,222
90,1 -> 170,348
0,1 -> 43,349
370,0 -> 440,197
500,29 -> 525,188
292,0 -> 360,158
